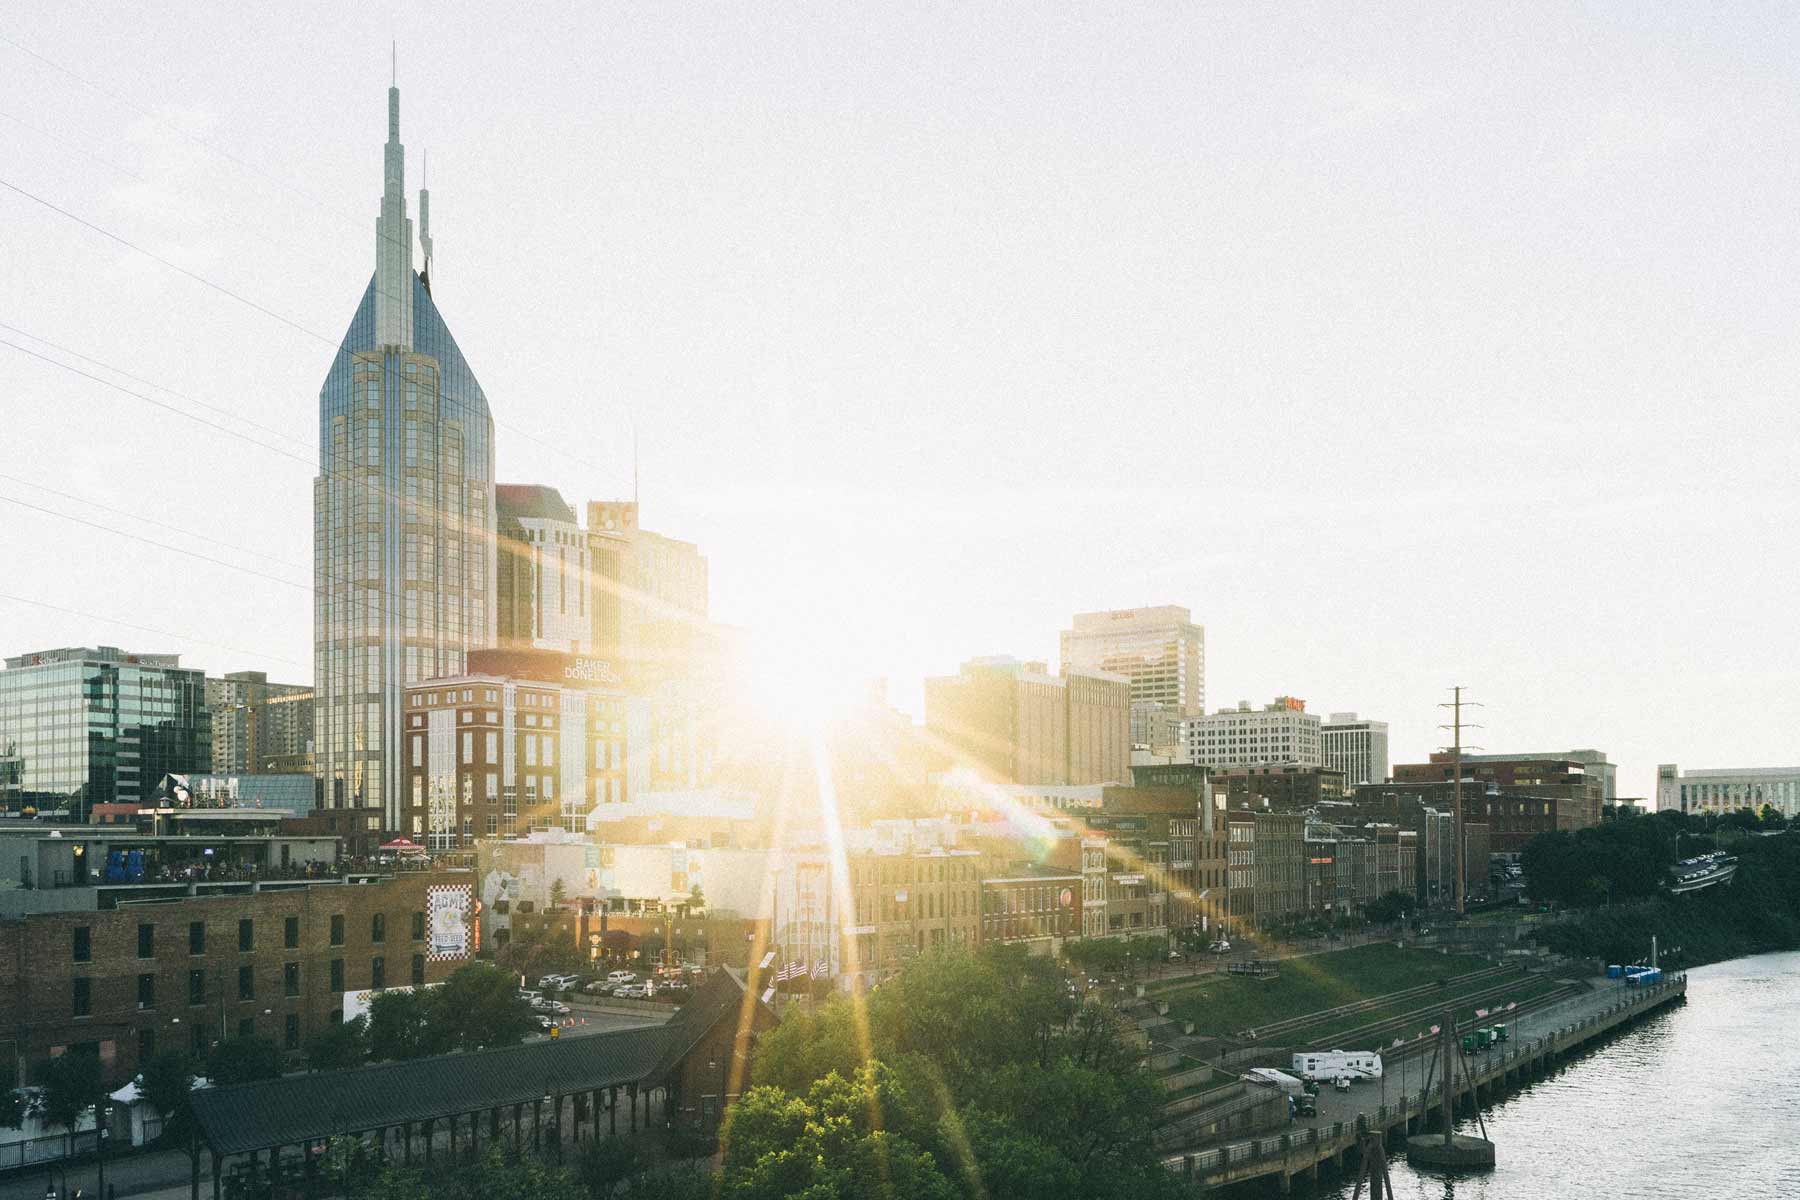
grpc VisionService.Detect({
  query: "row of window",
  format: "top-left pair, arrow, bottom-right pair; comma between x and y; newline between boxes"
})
72,955 -> 427,1018
71,912 -> 427,963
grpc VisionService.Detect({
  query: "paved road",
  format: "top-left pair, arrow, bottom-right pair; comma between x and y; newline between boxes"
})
1290,973 -> 1639,1134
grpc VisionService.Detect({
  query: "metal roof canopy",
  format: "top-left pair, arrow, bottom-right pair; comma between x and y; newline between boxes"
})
190,969 -> 761,1156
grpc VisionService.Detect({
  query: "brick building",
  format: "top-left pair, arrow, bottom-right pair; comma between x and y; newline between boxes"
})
0,871 -> 474,1086
1210,764 -> 1348,810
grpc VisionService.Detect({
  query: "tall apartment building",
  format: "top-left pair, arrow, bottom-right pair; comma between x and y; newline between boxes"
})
1321,712 -> 1389,787
205,671 -> 312,774
0,647 -> 210,818
1183,697 -> 1322,770
1657,764 -> 1800,817
924,657 -> 1130,786
1060,606 -> 1205,716
314,80 -> 496,823
587,501 -> 710,672
402,649 -> 637,848
495,485 -> 591,653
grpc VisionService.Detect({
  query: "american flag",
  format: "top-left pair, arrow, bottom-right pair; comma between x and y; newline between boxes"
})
811,960 -> 828,979
776,960 -> 806,981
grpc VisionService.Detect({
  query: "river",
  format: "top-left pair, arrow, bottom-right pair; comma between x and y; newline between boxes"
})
1321,949 -> 1800,1199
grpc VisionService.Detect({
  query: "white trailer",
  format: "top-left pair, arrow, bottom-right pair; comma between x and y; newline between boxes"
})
1291,1050 -> 1383,1082
1243,1067 -> 1308,1097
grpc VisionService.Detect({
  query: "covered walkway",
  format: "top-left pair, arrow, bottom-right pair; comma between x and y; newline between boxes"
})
187,969 -> 771,1199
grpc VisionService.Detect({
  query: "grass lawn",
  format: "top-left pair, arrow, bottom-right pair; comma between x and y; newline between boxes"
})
1165,943 -> 1500,1038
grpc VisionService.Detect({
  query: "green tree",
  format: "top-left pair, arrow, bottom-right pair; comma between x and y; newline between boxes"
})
367,989 -> 449,1062
207,1036 -> 283,1086
33,1049 -> 103,1156
139,1050 -> 197,1144
549,877 -> 567,910
426,961 -> 538,1052
1365,890 -> 1417,924
305,1014 -> 370,1072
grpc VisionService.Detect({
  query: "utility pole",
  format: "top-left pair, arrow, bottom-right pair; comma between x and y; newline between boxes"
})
1438,687 -> 1481,917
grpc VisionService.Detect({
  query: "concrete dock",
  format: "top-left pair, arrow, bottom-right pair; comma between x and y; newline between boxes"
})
1161,971 -> 1687,1193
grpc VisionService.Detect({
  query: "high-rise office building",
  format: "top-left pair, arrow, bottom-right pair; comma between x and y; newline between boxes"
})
1060,606 -> 1205,717
924,656 -> 1130,786
0,647 -> 210,817
205,671 -> 312,774
1321,712 -> 1389,787
586,501 -> 709,673
495,485 -> 591,654
314,81 -> 496,822
1183,697 -> 1323,770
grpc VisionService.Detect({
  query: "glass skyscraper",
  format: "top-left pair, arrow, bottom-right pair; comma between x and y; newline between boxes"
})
0,646 -> 211,818
314,81 -> 495,825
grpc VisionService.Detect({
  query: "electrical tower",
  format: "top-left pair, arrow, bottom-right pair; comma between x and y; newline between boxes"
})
1438,687 -> 1481,916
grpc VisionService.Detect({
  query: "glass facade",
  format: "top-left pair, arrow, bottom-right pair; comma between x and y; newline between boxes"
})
314,280 -> 494,822
0,647 -> 211,817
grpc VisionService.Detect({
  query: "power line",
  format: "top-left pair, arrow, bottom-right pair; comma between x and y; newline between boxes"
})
0,470 -> 305,570
0,493 -> 310,592
0,335 -> 315,467
0,319 -> 312,452
0,591 -> 305,668
0,175 -> 334,346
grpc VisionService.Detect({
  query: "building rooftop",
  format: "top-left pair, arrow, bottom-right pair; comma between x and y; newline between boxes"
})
4,646 -> 184,669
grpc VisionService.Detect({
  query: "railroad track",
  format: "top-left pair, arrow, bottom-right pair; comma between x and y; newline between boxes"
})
1238,963 -> 1519,1040
1310,979 -> 1582,1053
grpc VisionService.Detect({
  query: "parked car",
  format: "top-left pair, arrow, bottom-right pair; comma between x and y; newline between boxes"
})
1334,1076 -> 1352,1093
606,970 -> 638,987
1210,939 -> 1232,954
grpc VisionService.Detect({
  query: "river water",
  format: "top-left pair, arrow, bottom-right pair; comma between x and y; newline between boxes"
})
1320,949 -> 1800,1199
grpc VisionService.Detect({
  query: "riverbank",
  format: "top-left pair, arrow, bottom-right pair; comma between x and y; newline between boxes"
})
1530,829 -> 1800,970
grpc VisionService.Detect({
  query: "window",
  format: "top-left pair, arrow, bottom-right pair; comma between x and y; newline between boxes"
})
283,962 -> 300,997
330,958 -> 344,992
72,925 -> 92,963
411,911 -> 425,941
189,922 -> 205,956
284,917 -> 300,949
330,914 -> 345,946
238,964 -> 255,1001
72,977 -> 91,1018
189,970 -> 206,1006
285,1013 -> 300,1051
192,1024 -> 207,1056
411,954 -> 425,986
239,918 -> 255,953
371,913 -> 386,943
238,1016 -> 256,1040
138,973 -> 155,1009
371,957 -> 386,990
138,923 -> 154,959
138,1027 -> 156,1063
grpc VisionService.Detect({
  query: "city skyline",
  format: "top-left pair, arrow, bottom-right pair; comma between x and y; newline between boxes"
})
7,6 -> 1800,801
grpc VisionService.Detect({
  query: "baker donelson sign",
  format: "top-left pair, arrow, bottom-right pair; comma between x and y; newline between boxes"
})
563,657 -> 624,685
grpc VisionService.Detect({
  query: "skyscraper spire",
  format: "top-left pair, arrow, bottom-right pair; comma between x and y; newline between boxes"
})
418,148 -> 433,294
374,63 -> 415,348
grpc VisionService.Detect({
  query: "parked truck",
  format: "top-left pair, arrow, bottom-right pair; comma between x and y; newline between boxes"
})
1291,1050 -> 1384,1082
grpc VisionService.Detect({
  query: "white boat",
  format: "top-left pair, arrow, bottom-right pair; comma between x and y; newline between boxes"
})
1666,852 -> 1737,894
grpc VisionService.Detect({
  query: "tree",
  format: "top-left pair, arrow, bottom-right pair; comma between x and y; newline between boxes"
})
305,1014 -> 370,1072
139,1050 -> 197,1144
207,1036 -> 283,1086
33,1049 -> 103,1156
368,989 -> 449,1062
549,878 -> 567,910
361,1147 -> 583,1200
426,962 -> 538,1052
1365,890 -> 1418,924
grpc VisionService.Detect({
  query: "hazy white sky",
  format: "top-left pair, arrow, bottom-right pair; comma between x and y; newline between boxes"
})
4,4 -> 1797,799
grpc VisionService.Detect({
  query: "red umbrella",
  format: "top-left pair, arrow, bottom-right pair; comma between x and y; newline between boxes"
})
379,837 -> 427,854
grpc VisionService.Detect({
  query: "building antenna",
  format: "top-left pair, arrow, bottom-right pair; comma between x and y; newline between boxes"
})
392,42 -> 397,86
632,420 -> 640,505
1438,686 -> 1484,916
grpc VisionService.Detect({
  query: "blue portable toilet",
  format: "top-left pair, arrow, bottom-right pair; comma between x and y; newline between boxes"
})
1606,964 -> 1622,978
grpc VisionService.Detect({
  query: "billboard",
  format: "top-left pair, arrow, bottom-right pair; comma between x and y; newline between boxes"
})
426,883 -> 474,961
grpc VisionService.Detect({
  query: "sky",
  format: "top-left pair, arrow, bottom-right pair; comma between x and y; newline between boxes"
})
3,3 -> 1798,801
